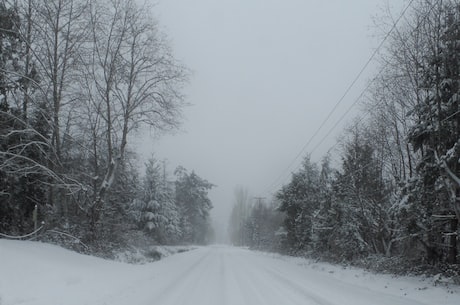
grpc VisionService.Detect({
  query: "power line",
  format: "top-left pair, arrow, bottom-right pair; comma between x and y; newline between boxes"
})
267,0 -> 444,196
262,0 -> 417,196
308,66 -> 388,157
307,0 -> 443,161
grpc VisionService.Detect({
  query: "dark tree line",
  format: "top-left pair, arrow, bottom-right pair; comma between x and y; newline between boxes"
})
0,0 -> 213,252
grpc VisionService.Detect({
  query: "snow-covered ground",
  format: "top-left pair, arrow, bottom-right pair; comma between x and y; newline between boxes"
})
113,244 -> 195,264
0,240 -> 459,305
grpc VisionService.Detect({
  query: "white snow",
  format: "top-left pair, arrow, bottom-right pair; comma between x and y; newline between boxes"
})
0,240 -> 459,305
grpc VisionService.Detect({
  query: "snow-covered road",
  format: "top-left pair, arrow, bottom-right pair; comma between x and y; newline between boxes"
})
144,246 -> 420,305
0,241 -> 459,305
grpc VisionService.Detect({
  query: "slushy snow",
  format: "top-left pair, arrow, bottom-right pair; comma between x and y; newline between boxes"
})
0,240 -> 459,305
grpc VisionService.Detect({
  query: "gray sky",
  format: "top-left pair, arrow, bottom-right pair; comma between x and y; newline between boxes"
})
138,0 -> 402,242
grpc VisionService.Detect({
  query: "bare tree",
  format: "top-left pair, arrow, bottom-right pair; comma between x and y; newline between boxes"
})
228,186 -> 253,246
75,0 -> 188,233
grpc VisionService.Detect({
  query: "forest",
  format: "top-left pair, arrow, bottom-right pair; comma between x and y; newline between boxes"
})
0,0 -> 215,255
1,0 -> 460,278
229,0 -> 460,276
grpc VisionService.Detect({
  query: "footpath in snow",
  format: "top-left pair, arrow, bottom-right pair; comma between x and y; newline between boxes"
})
0,240 -> 459,305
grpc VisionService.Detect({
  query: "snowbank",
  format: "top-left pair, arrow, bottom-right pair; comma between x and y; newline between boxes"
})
257,251 -> 460,305
113,245 -> 195,264
0,240 -> 195,305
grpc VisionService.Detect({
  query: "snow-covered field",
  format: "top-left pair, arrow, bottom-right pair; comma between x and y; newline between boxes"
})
0,240 -> 459,305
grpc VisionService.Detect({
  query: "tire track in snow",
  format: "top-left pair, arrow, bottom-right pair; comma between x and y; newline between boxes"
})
152,248 -> 213,305
232,250 -> 329,305
94,246 -> 440,305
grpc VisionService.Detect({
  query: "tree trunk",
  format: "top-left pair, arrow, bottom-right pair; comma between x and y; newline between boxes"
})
88,156 -> 119,240
447,217 -> 458,264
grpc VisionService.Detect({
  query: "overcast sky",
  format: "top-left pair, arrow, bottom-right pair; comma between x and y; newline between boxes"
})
137,0 -> 403,242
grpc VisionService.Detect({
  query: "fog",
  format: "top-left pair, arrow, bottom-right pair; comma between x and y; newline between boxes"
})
138,0 -> 402,242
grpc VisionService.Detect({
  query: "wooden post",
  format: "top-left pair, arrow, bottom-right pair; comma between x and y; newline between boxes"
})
33,204 -> 38,232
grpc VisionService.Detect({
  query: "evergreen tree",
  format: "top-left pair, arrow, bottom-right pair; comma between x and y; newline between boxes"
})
0,2 -> 45,235
174,167 -> 214,244
133,158 -> 181,244
407,2 -> 460,263
310,155 -> 336,255
276,156 -> 321,253
334,128 -> 389,258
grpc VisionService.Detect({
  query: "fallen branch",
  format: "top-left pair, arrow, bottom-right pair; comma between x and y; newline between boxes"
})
46,229 -> 89,250
0,224 -> 44,240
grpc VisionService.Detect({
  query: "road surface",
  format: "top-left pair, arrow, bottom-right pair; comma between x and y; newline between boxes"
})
99,246 -> 434,305
1,241 -> 457,305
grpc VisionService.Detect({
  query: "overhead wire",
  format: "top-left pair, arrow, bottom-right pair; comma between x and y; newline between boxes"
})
313,0 -> 442,160
318,0 -> 442,156
308,64 -> 389,157
262,0 -> 418,196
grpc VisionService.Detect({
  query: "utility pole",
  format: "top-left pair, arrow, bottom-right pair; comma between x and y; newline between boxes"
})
253,197 -> 265,206
161,159 -> 167,186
